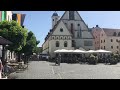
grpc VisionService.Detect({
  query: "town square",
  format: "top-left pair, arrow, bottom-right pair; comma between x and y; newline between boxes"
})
1,11 -> 120,79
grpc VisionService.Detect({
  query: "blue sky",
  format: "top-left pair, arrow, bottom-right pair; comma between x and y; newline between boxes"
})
14,11 -> 120,47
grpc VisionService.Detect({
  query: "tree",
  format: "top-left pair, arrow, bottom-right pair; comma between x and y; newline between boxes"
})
21,31 -> 40,63
0,20 -> 28,62
34,47 -> 42,55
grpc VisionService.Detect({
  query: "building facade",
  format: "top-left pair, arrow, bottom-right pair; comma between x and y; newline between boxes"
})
42,11 -> 94,57
92,25 -> 120,53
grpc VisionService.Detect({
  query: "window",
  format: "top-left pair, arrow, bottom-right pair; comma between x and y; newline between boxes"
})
101,46 -> 103,49
84,41 -> 93,46
118,32 -> 120,36
101,40 -> 102,43
64,41 -> 67,47
101,34 -> 103,36
111,39 -> 113,42
95,42 -> 96,44
56,37 -> 59,39
64,37 -> 67,40
60,37 -> 62,40
104,40 -> 105,42
69,11 -> 74,20
117,46 -> 119,49
104,46 -> 105,49
56,41 -> 59,47
113,32 -> 116,36
72,40 -> 75,47
53,19 -> 54,21
116,39 -> 118,42
78,24 -> 80,26
52,37 -> 54,39
96,36 -> 97,38
60,28 -> 63,32
111,46 -> 113,49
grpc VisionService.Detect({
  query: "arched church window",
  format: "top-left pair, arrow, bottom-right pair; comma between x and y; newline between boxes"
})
61,37 -> 63,40
52,37 -> 54,39
64,41 -> 67,47
64,37 -> 67,40
56,41 -> 59,47
56,37 -> 59,39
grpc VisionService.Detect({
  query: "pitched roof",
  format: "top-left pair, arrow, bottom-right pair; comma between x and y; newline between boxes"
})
102,28 -> 120,36
0,36 -> 13,45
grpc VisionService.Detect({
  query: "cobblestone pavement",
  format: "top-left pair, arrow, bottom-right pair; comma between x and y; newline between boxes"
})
9,61 -> 120,79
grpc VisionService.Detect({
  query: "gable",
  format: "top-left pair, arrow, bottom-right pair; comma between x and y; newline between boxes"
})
52,20 -> 72,35
61,11 -> 82,21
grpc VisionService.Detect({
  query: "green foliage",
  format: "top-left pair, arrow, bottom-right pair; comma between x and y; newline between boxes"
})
22,31 -> 40,56
0,20 -> 28,52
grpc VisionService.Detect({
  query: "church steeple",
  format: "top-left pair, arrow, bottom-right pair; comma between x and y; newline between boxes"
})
52,11 -> 59,28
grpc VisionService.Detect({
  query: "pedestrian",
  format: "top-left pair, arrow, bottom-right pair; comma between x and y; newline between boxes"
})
58,54 -> 61,66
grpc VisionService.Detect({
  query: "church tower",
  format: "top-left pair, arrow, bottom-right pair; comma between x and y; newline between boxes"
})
52,11 -> 59,28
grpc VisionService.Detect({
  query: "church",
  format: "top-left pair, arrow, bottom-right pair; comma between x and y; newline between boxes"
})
42,11 -> 94,57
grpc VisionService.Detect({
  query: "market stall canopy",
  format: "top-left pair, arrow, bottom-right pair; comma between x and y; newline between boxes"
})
86,50 -> 97,53
0,36 -> 13,45
54,49 -> 74,53
73,49 -> 86,53
96,49 -> 112,53
54,49 -> 61,53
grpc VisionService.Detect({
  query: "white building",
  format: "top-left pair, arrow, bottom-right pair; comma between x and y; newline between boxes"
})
42,11 -> 94,57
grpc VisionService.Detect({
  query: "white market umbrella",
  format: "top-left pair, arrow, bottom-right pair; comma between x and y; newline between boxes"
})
73,49 -> 86,53
54,49 -> 61,53
86,50 -> 97,53
96,49 -> 112,53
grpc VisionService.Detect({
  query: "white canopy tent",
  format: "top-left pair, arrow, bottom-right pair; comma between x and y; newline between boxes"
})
95,49 -> 112,53
73,49 -> 86,53
86,50 -> 97,53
